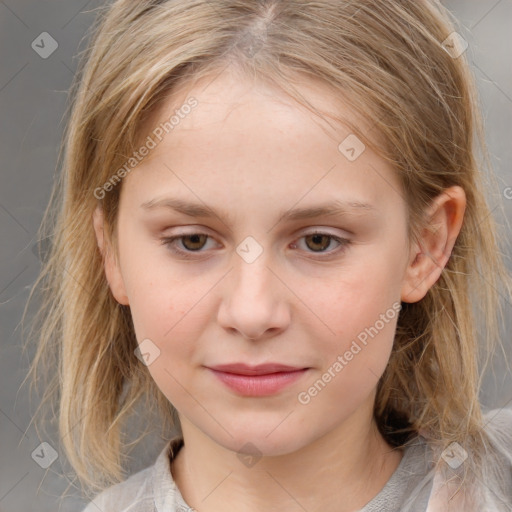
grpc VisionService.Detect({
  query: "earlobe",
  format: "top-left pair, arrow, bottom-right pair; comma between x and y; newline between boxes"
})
92,206 -> 130,306
401,186 -> 466,303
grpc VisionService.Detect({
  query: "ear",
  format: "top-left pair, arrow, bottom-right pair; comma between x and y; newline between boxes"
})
400,185 -> 466,303
92,205 -> 130,306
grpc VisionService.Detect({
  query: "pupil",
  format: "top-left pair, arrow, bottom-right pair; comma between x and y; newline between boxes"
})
309,234 -> 329,251
185,234 -> 204,250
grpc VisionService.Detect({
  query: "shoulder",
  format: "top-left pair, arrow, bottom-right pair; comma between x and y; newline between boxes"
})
80,437 -> 183,512
473,407 -> 512,511
81,464 -> 155,512
481,406 -> 512,464
416,408 -> 512,512
482,406 -> 512,437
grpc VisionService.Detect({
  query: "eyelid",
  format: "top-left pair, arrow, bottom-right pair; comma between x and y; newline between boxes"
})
161,225 -> 351,239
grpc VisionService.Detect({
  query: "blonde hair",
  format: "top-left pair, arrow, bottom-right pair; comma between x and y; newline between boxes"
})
22,0 -> 512,504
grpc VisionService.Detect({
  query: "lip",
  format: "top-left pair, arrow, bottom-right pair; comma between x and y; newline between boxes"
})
209,363 -> 305,375
206,363 -> 309,396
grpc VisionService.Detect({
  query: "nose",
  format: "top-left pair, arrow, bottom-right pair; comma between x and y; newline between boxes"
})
216,250 -> 291,341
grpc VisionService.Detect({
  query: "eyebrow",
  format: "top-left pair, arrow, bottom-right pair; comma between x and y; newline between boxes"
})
140,197 -> 377,223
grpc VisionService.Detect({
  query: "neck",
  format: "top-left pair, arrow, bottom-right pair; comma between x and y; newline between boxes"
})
171,408 -> 403,512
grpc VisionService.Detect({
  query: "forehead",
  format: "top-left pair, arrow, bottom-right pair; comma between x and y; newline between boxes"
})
121,69 -> 403,217
139,67 -> 372,144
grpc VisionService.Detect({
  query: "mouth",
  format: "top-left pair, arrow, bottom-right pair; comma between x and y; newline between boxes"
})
206,363 -> 310,396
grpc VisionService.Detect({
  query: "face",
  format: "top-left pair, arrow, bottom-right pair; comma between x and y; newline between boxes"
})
98,69 -> 415,456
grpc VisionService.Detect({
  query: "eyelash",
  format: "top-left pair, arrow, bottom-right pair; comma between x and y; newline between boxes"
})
159,231 -> 351,260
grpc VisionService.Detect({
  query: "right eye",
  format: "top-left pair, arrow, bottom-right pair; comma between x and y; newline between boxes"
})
160,232 -> 215,258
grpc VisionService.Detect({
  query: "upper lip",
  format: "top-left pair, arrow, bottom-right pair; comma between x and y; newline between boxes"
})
207,363 -> 307,375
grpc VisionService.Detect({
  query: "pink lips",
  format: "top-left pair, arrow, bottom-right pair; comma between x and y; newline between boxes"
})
207,363 -> 309,396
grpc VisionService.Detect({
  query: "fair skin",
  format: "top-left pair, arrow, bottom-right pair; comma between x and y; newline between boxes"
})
93,69 -> 466,512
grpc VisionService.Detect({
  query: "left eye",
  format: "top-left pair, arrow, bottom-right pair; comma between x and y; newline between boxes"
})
292,232 -> 349,254
160,231 -> 350,258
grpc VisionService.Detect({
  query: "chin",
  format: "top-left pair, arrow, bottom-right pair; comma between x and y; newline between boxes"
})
204,416 -> 316,458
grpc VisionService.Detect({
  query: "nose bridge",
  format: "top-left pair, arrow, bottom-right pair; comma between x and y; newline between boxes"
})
232,235 -> 275,299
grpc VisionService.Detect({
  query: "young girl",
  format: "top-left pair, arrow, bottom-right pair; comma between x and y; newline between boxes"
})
23,0 -> 512,511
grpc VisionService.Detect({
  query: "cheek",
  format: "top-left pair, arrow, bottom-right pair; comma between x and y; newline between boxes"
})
119,241 -> 201,342
304,248 -> 402,387
127,281 -> 206,406
297,310 -> 398,418
321,306 -> 397,383
128,284 -> 203,353
313,260 -> 402,343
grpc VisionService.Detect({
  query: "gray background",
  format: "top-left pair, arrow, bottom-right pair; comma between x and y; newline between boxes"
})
1,1 -> 511,511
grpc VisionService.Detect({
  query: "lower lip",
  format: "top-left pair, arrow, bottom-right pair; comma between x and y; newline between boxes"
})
208,368 -> 308,396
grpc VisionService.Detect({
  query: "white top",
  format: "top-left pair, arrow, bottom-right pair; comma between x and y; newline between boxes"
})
81,407 -> 512,512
